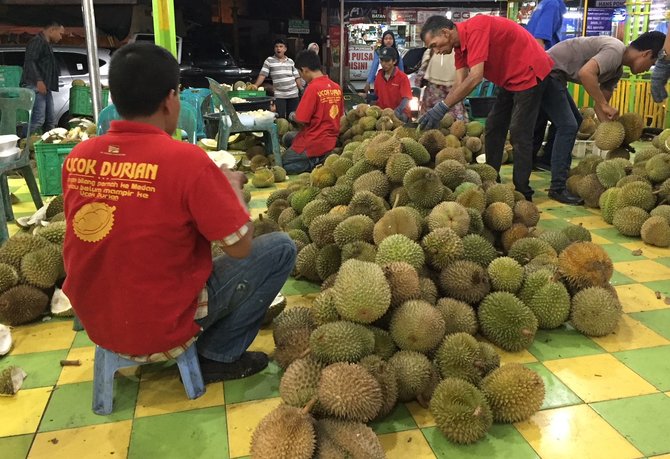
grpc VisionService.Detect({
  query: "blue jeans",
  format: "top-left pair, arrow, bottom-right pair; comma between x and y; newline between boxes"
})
195,232 -> 296,362
281,131 -> 327,174
28,87 -> 56,134
538,77 -> 582,192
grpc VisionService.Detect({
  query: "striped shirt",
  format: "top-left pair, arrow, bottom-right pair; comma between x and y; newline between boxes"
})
118,222 -> 250,363
261,56 -> 300,99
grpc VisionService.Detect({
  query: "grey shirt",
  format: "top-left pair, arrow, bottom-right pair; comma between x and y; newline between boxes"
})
548,36 -> 625,92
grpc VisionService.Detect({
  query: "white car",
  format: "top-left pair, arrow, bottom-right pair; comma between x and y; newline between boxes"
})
0,46 -> 111,127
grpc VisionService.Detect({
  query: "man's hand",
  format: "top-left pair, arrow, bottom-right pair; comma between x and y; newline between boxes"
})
36,81 -> 47,95
595,103 -> 619,121
651,58 -> 670,103
221,167 -> 248,208
418,101 -> 449,130
288,111 -> 297,122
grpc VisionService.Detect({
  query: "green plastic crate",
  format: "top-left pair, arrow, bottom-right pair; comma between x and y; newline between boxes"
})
0,66 -> 22,88
69,85 -> 110,117
34,140 -> 77,195
229,90 -> 266,98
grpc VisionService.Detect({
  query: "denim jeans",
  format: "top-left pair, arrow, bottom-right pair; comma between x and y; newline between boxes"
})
532,113 -> 555,166
484,79 -> 547,200
274,97 -> 300,119
538,76 -> 582,192
281,131 -> 327,174
195,232 -> 296,362
28,87 -> 56,134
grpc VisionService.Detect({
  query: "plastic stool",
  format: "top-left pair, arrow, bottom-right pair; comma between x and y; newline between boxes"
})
92,343 -> 205,415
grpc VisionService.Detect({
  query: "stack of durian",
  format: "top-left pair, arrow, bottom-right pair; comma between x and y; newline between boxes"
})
0,196 -> 69,327
576,110 -> 645,157
568,128 -> 670,247
243,118 -> 621,457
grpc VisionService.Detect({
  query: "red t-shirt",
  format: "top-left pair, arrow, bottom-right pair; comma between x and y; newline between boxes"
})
62,121 -> 250,355
454,15 -> 554,91
291,75 -> 343,158
374,68 -> 412,119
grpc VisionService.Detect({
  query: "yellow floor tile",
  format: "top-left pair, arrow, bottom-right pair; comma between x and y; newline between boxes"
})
10,321 -> 76,355
0,387 -> 52,437
620,241 -> 670,259
565,215 -> 612,230
481,339 -> 538,365
615,284 -> 669,313
590,315 -> 670,352
57,346 -> 95,384
378,429 -> 435,459
28,420 -> 132,459
226,397 -> 282,458
613,260 -> 670,283
405,401 -> 436,428
134,369 -> 224,418
540,212 -> 557,220
543,354 -> 657,403
589,233 -> 612,245
248,328 -> 274,355
650,455 -> 670,459
516,404 -> 642,459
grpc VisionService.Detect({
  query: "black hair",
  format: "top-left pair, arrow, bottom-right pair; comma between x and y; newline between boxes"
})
295,50 -> 321,71
274,38 -> 287,46
109,42 -> 179,118
629,31 -> 666,59
45,21 -> 63,29
420,16 -> 455,41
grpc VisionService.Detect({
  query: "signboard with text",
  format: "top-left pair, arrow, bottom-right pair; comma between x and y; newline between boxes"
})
288,19 -> 310,34
349,45 -> 375,80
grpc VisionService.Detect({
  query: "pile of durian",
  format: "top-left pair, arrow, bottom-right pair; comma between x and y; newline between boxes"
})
245,116 -> 622,457
568,128 -> 670,247
576,109 -> 644,153
0,196 -> 69,327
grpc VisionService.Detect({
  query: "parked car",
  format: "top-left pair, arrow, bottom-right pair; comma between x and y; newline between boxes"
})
129,33 -> 256,88
0,46 -> 111,128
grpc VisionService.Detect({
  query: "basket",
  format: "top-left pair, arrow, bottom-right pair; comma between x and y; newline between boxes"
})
0,66 -> 22,88
69,85 -> 110,117
34,140 -> 77,195
572,140 -> 605,159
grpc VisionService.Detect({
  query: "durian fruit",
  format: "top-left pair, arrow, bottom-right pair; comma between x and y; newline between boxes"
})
375,234 -> 425,270
383,262 -> 421,307
372,207 -> 420,244
478,292 -> 538,352
388,350 -> 433,402
594,121 -> 625,150
359,355 -> 399,418
439,260 -> 491,304
618,181 -> 656,211
641,216 -> 670,247
279,357 -> 324,408
612,206 -> 650,236
340,241 -> 377,263
570,287 -> 622,337
45,195 -> 64,220
0,285 -> 50,326
272,166 -> 287,182
309,214 -> 346,248
420,277 -> 439,304
0,263 -> 19,294
390,300 -> 446,352
0,233 -> 51,270
461,234 -> 498,267
34,221 -> 67,245
558,241 -> 613,290
295,243 -> 321,282
429,378 -> 493,444
599,187 -> 623,224
345,191 -> 388,222
646,153 -> 670,183
403,166 -> 445,208
651,205 -> 670,224
620,113 -> 645,145
331,260 -> 391,324
273,307 -> 315,346
596,160 -> 628,189
250,154 -> 270,172
426,201 -> 471,236
314,418 -> 385,459
291,187 -> 321,213
352,170 -> 390,198
250,403 -> 316,459
508,237 -> 557,266
310,321 -> 374,364
253,214 -> 280,238
434,332 -> 485,384
435,298 -> 478,335
480,363 -> 545,423
396,137 -> 431,165
311,289 -> 339,326
317,362 -> 382,422
518,269 -> 553,304
537,230 -> 572,254
385,153 -> 416,183
333,215 -> 374,248
419,129 -> 447,156
501,224 -> 530,254
316,244 -> 341,281
576,174 -> 606,208
274,327 -> 312,369
577,117 -> 597,139
364,134 -> 400,167
301,200 -> 332,227
487,257 -> 524,293
0,366 -> 27,396
421,227 -> 465,270
435,159 -> 466,190
525,278 -> 571,329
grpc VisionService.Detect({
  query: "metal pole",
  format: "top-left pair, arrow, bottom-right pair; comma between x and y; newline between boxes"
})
339,0 -> 344,86
82,0 -> 101,123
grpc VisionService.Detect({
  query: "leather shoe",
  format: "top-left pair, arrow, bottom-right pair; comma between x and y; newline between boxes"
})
548,189 -> 583,205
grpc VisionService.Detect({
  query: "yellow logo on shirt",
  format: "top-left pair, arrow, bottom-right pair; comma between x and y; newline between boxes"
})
329,104 -> 340,119
72,202 -> 116,243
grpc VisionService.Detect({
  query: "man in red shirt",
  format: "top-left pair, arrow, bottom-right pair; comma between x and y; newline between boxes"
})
62,43 -> 296,383
282,50 -> 343,174
419,15 -> 554,201
373,46 -> 412,121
